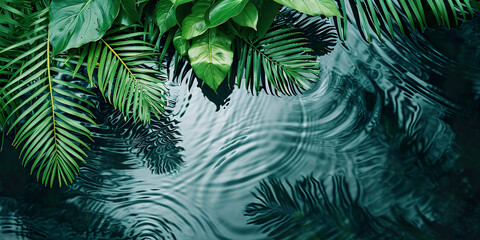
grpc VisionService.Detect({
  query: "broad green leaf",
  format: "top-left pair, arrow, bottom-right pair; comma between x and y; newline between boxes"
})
49,0 -> 121,55
170,0 -> 193,6
256,0 -> 280,37
207,0 -> 248,28
181,0 -> 211,40
175,2 -> 191,25
155,0 -> 177,36
173,28 -> 189,56
188,29 -> 233,91
117,0 -> 140,25
233,2 -> 259,30
272,0 -> 341,17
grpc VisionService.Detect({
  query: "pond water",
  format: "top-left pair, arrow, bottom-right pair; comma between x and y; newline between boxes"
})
1,15 -> 480,240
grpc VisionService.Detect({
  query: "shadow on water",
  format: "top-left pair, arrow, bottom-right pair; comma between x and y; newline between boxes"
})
245,174 -> 437,239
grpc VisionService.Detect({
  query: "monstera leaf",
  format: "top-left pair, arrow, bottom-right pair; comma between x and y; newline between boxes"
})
48,0 -> 121,55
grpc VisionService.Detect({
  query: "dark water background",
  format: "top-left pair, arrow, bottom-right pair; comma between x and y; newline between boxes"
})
1,13 -> 480,240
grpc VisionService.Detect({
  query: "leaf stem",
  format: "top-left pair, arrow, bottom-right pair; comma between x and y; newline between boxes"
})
47,33 -> 57,147
101,39 -> 138,82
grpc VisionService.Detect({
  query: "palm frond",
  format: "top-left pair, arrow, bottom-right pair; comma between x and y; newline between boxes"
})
334,0 -> 480,41
278,7 -> 338,56
86,25 -> 167,124
232,25 -> 320,96
1,3 -> 95,187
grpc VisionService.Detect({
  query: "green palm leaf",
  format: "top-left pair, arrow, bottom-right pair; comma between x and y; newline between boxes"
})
1,2 -> 95,187
232,25 -> 320,95
86,26 -> 167,124
334,0 -> 480,41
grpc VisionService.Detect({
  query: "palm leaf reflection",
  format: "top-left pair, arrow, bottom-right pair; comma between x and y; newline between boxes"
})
245,174 -> 430,240
99,103 -> 184,175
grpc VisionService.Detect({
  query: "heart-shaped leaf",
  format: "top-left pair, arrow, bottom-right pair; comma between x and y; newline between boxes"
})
188,29 -> 233,91
155,0 -> 177,37
173,29 -> 189,56
49,0 -> 120,55
256,0 -> 280,37
181,0 -> 211,40
207,0 -> 248,28
233,2 -> 259,30
117,0 -> 140,25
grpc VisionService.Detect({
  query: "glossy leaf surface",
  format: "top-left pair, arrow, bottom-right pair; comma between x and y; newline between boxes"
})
49,0 -> 120,55
272,0 -> 341,17
155,0 -> 177,36
255,0 -> 280,37
173,29 -> 189,56
232,2 -> 259,29
207,0 -> 248,28
169,0 -> 194,6
117,0 -> 140,25
188,29 -> 233,91
181,0 -> 211,40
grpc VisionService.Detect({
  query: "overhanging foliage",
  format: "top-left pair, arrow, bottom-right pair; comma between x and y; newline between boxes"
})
0,0 -> 478,187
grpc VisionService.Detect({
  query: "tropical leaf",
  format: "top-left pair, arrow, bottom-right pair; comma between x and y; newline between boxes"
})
181,0 -> 212,40
154,0 -> 177,37
231,25 -> 320,95
86,25 -> 167,124
207,0 -> 248,28
232,1 -> 260,30
188,28 -> 234,92
170,0 -> 194,6
278,7 -> 338,56
273,0 -> 342,17
334,0 -> 480,41
0,0 -> 27,150
117,0 -> 141,25
173,28 -> 190,56
253,0 -> 281,37
1,3 -> 96,187
48,0 -> 121,55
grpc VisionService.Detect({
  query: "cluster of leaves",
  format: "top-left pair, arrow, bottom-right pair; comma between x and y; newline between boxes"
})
0,0 -> 340,187
0,0 -> 167,187
0,0 -> 479,188
160,0 -> 341,92
334,0 -> 480,41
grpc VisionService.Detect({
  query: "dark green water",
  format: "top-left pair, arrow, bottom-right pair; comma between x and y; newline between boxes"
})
1,15 -> 480,240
